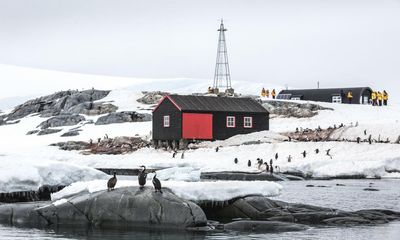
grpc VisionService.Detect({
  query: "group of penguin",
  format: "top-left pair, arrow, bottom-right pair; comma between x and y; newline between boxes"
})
107,166 -> 162,193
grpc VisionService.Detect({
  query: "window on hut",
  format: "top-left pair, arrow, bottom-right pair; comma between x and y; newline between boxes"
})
244,117 -> 253,128
163,115 -> 170,127
226,116 -> 235,128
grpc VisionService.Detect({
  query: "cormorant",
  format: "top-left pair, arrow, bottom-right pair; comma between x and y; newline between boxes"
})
152,171 -> 162,193
247,160 -> 252,167
138,166 -> 147,189
234,158 -> 238,164
302,150 -> 307,158
107,172 -> 117,191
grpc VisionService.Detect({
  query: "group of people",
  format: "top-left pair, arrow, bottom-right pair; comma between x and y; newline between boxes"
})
261,88 -> 276,99
371,90 -> 388,106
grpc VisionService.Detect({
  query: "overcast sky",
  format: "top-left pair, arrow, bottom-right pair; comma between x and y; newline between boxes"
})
0,0 -> 399,92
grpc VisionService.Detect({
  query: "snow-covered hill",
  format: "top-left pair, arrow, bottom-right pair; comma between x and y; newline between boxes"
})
0,65 -> 399,196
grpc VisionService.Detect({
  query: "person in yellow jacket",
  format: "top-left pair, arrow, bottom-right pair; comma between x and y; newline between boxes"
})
371,91 -> 377,106
271,89 -> 276,99
347,91 -> 353,104
261,88 -> 266,97
383,90 -> 388,106
265,89 -> 270,98
377,91 -> 383,106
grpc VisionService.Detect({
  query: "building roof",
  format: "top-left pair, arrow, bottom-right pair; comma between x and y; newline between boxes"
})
278,87 -> 372,101
158,95 -> 268,113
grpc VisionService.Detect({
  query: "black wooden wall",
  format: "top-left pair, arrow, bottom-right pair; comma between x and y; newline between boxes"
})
152,98 -> 182,140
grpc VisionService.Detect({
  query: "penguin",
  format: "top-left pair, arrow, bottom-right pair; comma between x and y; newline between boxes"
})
315,148 -> 319,154
326,149 -> 332,159
263,162 -> 269,172
356,137 -> 361,144
234,158 -> 238,164
181,151 -> 185,159
152,171 -> 162,193
269,164 -> 274,174
107,172 -> 117,191
257,159 -> 264,169
138,166 -> 147,189
275,166 -> 280,172
216,147 -> 219,152
287,155 -> 292,162
247,160 -> 252,167
270,159 -> 273,165
288,136 -> 292,142
364,130 -> 367,136
172,151 -> 177,158
89,138 -> 93,146
275,153 -> 279,160
302,150 -> 307,158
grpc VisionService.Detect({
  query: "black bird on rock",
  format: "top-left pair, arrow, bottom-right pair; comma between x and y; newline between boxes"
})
264,162 -> 269,172
234,158 -> 238,164
107,172 -> 117,191
152,171 -> 162,193
138,166 -> 147,189
247,160 -> 252,167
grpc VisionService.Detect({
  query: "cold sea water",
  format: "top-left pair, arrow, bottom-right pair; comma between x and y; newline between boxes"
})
1,179 -> 399,240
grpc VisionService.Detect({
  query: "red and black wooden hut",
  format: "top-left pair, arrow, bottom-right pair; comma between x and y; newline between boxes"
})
152,95 -> 269,148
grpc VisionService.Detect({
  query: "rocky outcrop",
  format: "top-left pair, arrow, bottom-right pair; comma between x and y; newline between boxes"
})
60,130 -> 80,137
0,185 -> 65,203
4,89 -> 110,121
37,114 -> 85,129
200,195 -> 400,226
37,128 -> 62,136
95,111 -> 151,125
137,91 -> 169,105
0,187 -> 207,229
65,102 -> 118,115
50,137 -> 150,154
262,100 -> 332,118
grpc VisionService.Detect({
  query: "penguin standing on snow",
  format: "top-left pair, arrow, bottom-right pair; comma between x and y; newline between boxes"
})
215,147 -> 219,152
287,155 -> 292,162
152,171 -> 162,193
234,158 -> 238,164
107,172 -> 117,191
172,151 -> 177,158
302,150 -> 307,158
315,149 -> 319,154
247,160 -> 252,167
275,153 -> 279,160
264,162 -> 269,172
138,166 -> 147,189
326,149 -> 332,159
181,151 -> 185,159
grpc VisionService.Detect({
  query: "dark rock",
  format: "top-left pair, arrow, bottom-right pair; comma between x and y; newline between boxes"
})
224,220 -> 309,232
50,141 -> 90,151
5,89 -> 110,121
336,184 -> 346,186
363,188 -> 379,191
306,185 -> 314,187
262,100 -> 332,118
95,111 -> 151,125
37,114 -> 85,129
37,128 -> 62,136
323,216 -> 373,225
60,131 -> 80,137
26,130 -> 40,135
0,187 -> 207,229
66,102 -> 118,115
137,91 -> 169,105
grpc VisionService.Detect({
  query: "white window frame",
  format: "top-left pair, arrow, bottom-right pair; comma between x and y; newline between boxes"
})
332,95 -> 342,103
163,115 -> 170,127
226,116 -> 235,128
244,117 -> 253,128
291,97 -> 301,101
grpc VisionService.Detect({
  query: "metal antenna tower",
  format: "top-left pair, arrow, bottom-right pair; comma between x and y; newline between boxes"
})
213,19 -> 233,94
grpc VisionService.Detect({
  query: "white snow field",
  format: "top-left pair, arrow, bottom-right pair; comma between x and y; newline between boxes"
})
0,65 -> 399,196
51,179 -> 283,202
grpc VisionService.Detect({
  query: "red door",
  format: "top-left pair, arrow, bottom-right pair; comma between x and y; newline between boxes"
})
182,113 -> 213,140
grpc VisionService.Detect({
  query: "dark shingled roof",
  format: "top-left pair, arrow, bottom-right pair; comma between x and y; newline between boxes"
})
168,95 -> 268,113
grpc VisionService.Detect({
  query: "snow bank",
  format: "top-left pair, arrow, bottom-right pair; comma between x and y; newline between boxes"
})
0,160 -> 108,192
155,167 -> 201,182
51,179 -> 283,202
